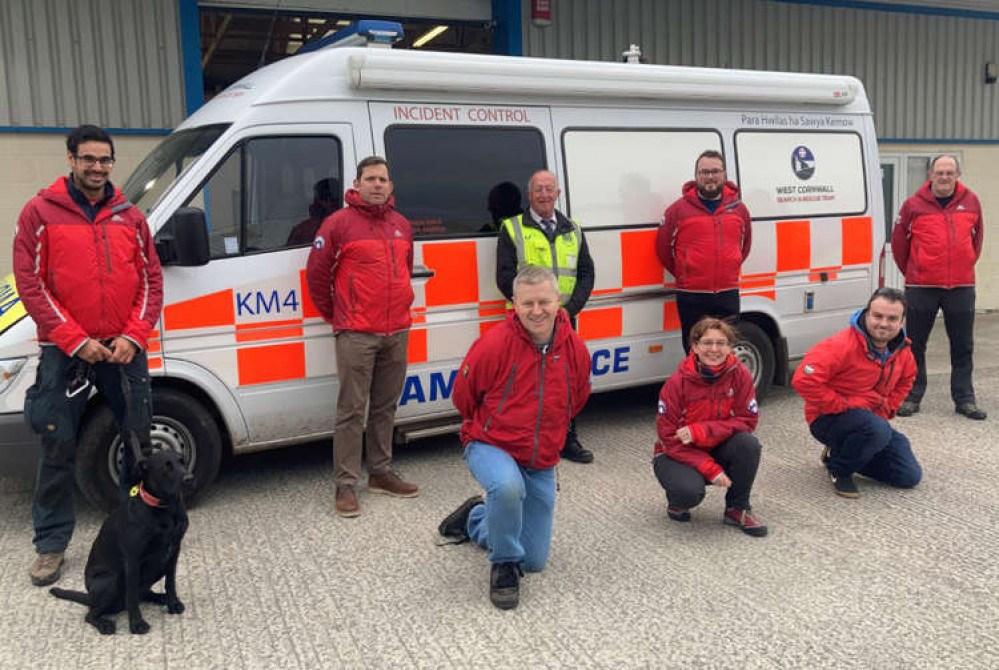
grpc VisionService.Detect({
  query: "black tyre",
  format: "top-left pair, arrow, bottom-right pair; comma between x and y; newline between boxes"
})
733,320 -> 776,397
76,388 -> 223,511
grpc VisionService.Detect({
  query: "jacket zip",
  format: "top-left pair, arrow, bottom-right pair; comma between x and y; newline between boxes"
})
101,220 -> 113,274
530,349 -> 547,469
564,362 -> 572,425
483,364 -> 518,432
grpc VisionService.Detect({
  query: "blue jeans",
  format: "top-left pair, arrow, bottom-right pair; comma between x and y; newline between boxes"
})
28,346 -> 152,554
809,409 -> 921,488
464,441 -> 556,572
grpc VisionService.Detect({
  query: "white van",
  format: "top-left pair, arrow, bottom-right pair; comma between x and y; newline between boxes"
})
0,21 -> 885,508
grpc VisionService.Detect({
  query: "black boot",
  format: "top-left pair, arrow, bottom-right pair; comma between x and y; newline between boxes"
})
489,562 -> 522,610
438,495 -> 483,542
561,422 -> 593,464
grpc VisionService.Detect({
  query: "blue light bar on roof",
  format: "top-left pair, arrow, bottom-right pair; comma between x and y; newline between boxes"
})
298,20 -> 404,54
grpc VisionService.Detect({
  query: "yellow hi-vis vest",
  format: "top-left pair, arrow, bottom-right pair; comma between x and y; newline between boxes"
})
502,214 -> 582,306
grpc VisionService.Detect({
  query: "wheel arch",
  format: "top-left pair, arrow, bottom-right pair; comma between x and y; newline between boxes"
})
737,310 -> 789,387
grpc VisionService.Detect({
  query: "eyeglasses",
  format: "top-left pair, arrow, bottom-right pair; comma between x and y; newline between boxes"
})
931,171 -> 957,178
73,154 -> 115,168
696,169 -> 724,177
696,339 -> 730,349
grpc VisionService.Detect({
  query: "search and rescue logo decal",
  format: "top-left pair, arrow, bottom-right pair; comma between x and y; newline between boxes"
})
791,146 -> 816,180
748,398 -> 759,415
313,236 -> 325,250
658,399 -> 666,415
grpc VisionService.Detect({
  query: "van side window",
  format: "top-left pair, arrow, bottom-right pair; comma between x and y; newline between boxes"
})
384,126 -> 544,237
561,129 -> 722,228
184,136 -> 342,258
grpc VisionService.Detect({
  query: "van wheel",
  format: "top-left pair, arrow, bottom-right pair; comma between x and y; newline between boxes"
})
733,321 -> 775,397
76,389 -> 223,512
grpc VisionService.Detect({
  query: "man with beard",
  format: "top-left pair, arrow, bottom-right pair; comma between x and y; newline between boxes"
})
656,150 -> 752,352
792,288 -> 922,499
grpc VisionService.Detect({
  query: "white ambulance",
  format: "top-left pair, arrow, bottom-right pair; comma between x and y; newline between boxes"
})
0,21 -> 886,509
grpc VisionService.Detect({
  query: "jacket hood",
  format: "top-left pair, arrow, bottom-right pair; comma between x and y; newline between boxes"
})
344,188 -> 397,217
914,180 -> 971,209
850,308 -> 908,360
681,180 -> 743,210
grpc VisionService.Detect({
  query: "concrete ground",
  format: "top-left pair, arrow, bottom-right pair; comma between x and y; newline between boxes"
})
1,315 -> 997,669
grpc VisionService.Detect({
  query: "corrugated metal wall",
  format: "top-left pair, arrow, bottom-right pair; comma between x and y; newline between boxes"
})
0,0 -> 186,129
522,0 -> 999,141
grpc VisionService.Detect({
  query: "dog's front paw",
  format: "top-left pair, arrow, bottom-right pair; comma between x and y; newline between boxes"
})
87,614 -> 116,635
129,618 -> 150,635
167,599 -> 185,614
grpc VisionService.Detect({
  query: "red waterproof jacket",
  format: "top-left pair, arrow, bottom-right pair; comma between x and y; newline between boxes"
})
452,309 -> 592,469
656,181 -> 752,293
305,190 -> 414,334
654,352 -> 759,482
792,310 -> 916,424
12,177 -> 163,355
891,181 -> 983,288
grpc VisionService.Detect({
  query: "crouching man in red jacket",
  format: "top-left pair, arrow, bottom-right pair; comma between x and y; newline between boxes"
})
439,266 -> 591,610
792,288 -> 922,499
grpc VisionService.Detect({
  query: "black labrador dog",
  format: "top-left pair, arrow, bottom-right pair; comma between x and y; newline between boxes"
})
50,449 -> 191,634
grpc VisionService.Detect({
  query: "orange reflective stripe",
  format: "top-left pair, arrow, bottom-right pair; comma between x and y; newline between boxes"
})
578,307 -> 622,341
590,288 -> 622,296
776,220 -> 811,273
147,357 -> 163,370
235,319 -> 304,343
841,216 -> 873,265
663,301 -> 680,331
164,289 -> 234,330
740,278 -> 775,290
146,340 -> 162,354
743,290 -> 776,300
300,269 -> 321,319
809,265 -> 841,282
424,241 -> 479,307
237,343 -> 305,386
620,229 -> 663,287
407,328 -> 427,364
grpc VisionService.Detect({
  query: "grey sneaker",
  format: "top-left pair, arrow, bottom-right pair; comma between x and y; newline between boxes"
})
955,403 -> 987,420
896,400 -> 920,417
30,552 -> 65,586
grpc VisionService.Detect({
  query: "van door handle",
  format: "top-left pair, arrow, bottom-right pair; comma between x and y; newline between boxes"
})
411,265 -> 435,279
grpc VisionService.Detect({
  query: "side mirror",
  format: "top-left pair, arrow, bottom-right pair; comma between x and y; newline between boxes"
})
156,207 -> 210,266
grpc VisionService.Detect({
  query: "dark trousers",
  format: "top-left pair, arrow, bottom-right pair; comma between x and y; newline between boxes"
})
652,432 -> 761,510
809,409 -> 921,487
904,286 -> 976,405
29,346 -> 152,554
333,330 -> 409,488
676,290 -> 740,353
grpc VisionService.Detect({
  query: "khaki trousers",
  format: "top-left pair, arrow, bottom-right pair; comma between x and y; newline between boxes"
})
333,330 -> 409,487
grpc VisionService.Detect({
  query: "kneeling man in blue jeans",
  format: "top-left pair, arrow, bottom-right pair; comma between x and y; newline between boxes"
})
792,288 -> 923,498
439,266 -> 592,609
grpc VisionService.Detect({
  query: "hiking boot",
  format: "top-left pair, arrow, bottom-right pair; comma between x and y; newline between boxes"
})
368,471 -> 420,498
30,552 -> 65,586
896,400 -> 920,417
561,430 -> 594,464
828,471 -> 860,498
724,508 -> 769,537
489,562 -> 522,610
438,495 -> 483,541
956,403 -> 987,420
667,505 -> 691,522
335,486 -> 361,518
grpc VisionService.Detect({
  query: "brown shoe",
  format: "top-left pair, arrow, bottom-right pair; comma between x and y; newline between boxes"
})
368,471 -> 420,498
335,486 -> 361,518
30,552 -> 65,586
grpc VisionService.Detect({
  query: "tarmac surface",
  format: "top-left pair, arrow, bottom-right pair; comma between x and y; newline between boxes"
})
1,314 -> 998,669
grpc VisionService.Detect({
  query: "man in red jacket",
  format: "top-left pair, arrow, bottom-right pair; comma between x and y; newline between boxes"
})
13,125 -> 163,586
306,156 -> 419,518
656,150 -> 752,352
891,155 -> 986,420
438,266 -> 591,610
792,289 -> 922,498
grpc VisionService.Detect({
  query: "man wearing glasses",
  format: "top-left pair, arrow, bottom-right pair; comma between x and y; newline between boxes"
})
13,125 -> 163,586
891,155 -> 986,421
793,288 -> 922,499
495,170 -> 595,464
656,150 -> 752,352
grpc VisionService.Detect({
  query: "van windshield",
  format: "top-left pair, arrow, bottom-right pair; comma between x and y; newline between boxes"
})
122,124 -> 230,215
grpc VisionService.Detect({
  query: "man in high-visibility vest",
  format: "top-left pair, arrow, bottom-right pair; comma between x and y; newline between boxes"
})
496,170 -> 595,463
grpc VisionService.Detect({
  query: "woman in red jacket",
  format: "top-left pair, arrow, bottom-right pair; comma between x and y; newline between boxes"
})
653,318 -> 768,536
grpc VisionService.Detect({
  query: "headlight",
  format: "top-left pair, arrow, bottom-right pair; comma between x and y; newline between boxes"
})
0,358 -> 26,395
